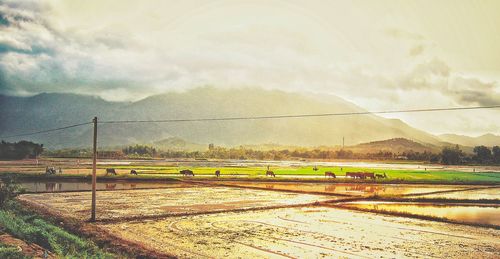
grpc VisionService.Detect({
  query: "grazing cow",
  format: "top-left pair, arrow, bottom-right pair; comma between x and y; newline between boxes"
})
105,168 -> 117,176
215,170 -> 221,177
45,167 -> 57,175
375,172 -> 387,179
346,172 -> 359,179
266,171 -> 276,177
325,171 -> 336,178
130,169 -> 138,175
364,172 -> 375,180
180,169 -> 194,176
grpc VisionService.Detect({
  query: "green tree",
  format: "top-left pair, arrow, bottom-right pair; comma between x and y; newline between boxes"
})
473,145 -> 492,163
492,146 -> 500,164
441,145 -> 464,165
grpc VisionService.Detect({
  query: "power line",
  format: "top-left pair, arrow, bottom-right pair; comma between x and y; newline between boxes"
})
1,104 -> 499,139
99,104 -> 500,124
0,122 -> 91,139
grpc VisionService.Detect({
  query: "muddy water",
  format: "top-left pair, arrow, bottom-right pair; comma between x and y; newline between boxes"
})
99,207 -> 500,258
221,181 -> 468,196
342,201 -> 500,226
19,181 -> 186,193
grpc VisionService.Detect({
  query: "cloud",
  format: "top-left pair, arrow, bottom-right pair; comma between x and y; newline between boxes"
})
448,76 -> 500,106
409,44 -> 425,57
385,28 -> 424,41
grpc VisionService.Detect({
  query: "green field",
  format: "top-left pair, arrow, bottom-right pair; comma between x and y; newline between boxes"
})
101,165 -> 500,183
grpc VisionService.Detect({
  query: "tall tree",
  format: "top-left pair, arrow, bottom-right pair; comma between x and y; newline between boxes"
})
473,145 -> 492,163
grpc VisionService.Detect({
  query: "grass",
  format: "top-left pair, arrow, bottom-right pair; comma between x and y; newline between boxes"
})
0,202 -> 113,258
2,164 -> 500,184
100,165 -> 500,183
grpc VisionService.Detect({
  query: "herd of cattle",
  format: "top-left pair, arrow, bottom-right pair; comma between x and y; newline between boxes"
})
177,167 -> 387,179
47,166 -> 387,180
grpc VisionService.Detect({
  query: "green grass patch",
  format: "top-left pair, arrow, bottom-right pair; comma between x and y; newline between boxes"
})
0,202 -> 113,258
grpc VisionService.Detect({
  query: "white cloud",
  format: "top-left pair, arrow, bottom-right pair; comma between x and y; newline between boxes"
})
0,0 -> 499,136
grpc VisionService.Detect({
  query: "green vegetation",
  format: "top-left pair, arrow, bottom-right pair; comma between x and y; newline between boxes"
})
42,142 -> 500,166
0,176 -> 24,207
0,202 -> 113,258
70,165 -> 500,183
0,176 -> 113,258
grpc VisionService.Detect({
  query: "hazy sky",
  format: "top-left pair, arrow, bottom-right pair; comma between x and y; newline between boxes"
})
1,0 -> 500,136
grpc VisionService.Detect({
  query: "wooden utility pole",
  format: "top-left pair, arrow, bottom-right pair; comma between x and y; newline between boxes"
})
91,117 -> 97,222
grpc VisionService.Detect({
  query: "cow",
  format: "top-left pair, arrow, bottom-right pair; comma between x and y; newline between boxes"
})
105,168 -> 117,176
346,172 -> 359,179
180,169 -> 194,176
215,170 -> 221,177
130,169 -> 138,175
375,172 -> 387,179
266,171 -> 276,177
313,166 -> 319,171
45,167 -> 57,175
364,172 -> 375,180
346,172 -> 375,179
325,171 -> 336,178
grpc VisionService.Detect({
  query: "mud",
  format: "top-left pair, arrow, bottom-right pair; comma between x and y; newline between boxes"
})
18,187 -> 335,221
99,207 -> 500,258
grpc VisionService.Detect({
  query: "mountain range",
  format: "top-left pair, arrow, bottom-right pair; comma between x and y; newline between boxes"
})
1,87 -> 499,150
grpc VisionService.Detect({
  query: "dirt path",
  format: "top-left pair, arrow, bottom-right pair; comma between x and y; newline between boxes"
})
0,232 -> 55,259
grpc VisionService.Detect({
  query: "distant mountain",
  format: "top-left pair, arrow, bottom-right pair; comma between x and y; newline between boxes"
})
438,133 -> 500,147
0,87 -> 452,149
346,138 -> 439,154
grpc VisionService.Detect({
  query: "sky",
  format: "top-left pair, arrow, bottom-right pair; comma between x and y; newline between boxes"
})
1,0 -> 500,136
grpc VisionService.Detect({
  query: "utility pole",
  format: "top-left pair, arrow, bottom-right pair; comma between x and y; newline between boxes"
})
91,117 -> 97,222
342,137 -> 345,149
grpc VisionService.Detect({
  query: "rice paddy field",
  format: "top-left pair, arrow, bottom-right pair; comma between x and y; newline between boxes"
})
1,158 -> 500,183
2,158 -> 500,258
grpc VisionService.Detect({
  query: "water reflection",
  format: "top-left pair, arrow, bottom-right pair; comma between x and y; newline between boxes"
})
20,181 -> 180,192
223,182 -> 464,196
343,202 -> 500,226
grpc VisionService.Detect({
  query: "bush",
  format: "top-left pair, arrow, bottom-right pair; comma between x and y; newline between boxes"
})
0,176 -> 23,207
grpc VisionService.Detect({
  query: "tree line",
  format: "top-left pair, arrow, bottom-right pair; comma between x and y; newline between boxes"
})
6,140 -> 500,165
121,144 -> 500,165
0,141 -> 44,160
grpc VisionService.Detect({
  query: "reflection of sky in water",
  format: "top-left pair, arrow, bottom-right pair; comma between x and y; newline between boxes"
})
345,202 -> 500,226
415,188 -> 500,200
223,182 -> 466,196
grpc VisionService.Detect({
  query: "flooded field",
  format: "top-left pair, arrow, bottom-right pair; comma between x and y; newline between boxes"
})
19,187 -> 335,221
100,206 -> 500,258
341,201 -> 500,226
18,180 -> 191,193
414,187 -> 500,200
219,181 -> 469,196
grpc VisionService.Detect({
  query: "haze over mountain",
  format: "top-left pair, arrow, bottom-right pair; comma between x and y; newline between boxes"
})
438,133 -> 500,147
1,87 -> 454,149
